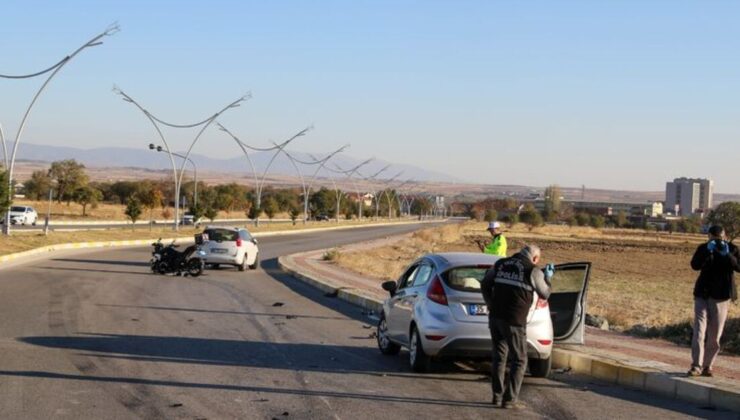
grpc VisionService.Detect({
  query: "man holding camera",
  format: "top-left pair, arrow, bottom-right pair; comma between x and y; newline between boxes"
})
688,225 -> 739,377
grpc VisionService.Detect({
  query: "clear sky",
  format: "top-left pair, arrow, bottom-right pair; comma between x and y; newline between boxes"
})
1,0 -> 739,192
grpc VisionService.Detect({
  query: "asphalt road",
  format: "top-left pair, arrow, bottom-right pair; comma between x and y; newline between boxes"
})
0,223 -> 733,419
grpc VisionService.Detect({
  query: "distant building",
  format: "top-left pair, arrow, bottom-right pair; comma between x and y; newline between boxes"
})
665,178 -> 713,216
530,199 -> 662,217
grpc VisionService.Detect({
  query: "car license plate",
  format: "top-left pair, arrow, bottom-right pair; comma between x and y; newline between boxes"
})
468,304 -> 488,316
212,248 -> 228,254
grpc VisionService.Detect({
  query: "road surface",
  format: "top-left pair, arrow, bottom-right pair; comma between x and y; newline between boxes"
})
0,223 -> 732,419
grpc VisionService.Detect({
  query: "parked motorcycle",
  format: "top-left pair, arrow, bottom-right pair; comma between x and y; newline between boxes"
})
150,238 -> 206,277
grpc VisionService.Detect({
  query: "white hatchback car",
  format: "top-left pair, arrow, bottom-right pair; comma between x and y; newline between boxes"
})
201,227 -> 260,271
377,252 -> 591,377
5,206 -> 38,225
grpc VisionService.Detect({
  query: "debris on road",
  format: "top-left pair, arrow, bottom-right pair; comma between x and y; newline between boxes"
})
130,318 -> 139,322
324,290 -> 338,298
285,315 -> 297,320
169,403 -> 183,408
273,302 -> 285,307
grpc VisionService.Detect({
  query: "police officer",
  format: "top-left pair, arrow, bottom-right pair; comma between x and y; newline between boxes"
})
477,221 -> 507,257
481,244 -> 554,409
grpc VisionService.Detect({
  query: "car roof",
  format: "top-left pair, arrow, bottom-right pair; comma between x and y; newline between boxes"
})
204,226 -> 247,231
423,252 -> 500,271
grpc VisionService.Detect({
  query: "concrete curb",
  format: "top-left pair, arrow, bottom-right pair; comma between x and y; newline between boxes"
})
278,251 -> 740,413
0,219 -> 444,270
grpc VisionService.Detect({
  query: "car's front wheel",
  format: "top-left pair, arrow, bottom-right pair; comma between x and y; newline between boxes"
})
377,313 -> 400,355
529,357 -> 551,378
409,326 -> 432,373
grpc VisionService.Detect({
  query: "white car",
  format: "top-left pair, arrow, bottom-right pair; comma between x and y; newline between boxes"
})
201,227 -> 260,271
4,206 -> 38,225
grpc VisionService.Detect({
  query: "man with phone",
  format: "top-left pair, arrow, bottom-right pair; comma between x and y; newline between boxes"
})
688,225 -> 739,377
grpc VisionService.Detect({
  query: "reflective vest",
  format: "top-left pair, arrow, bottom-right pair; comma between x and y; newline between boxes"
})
484,234 -> 507,257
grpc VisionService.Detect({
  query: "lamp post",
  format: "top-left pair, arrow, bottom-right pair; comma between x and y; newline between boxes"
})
148,143 -> 198,209
326,159 -> 374,220
358,165 -> 390,220
0,23 -> 119,235
277,145 -> 349,223
217,123 -> 311,226
114,87 -> 248,230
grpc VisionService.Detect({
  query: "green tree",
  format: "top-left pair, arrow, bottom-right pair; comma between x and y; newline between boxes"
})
0,169 -> 11,219
124,196 -> 143,229
520,205 -> 544,230
679,215 -> 702,234
48,159 -> 88,204
289,205 -> 301,225
24,170 -> 53,200
484,208 -> 498,222
140,188 -> 164,224
501,213 -> 519,227
543,184 -> 562,221
615,210 -> 629,228
73,185 -> 103,216
263,197 -> 278,220
707,201 -> 740,242
575,212 -> 590,227
589,214 -> 605,229
204,206 -> 218,222
189,203 -> 205,221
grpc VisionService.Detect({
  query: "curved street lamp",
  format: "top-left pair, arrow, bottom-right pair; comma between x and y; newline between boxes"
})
325,159 -> 374,220
0,23 -> 119,234
148,143 -> 198,209
277,145 -> 349,223
217,122 -> 311,226
114,87 -> 248,230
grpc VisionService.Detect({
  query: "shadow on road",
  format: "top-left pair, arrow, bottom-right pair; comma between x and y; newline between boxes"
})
0,370 -> 494,409
51,258 -> 151,268
18,332 -> 487,384
36,266 -> 154,276
95,303 -> 351,321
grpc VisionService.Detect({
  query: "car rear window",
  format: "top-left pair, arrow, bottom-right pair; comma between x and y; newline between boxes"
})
442,266 -> 491,292
10,206 -> 25,212
204,229 -> 238,242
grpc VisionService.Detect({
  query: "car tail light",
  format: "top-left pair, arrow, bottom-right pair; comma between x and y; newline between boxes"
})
426,275 -> 448,306
536,298 -> 549,309
538,339 -> 552,346
425,335 -> 446,341
236,238 -> 243,247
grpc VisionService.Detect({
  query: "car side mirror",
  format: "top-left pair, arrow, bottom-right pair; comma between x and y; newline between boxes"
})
381,281 -> 398,296
252,238 -> 258,245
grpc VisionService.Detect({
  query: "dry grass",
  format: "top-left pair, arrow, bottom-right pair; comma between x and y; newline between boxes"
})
337,221 -> 739,332
12,199 -> 294,221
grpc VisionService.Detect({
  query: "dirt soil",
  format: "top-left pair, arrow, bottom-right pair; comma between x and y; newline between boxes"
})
336,222 -> 739,331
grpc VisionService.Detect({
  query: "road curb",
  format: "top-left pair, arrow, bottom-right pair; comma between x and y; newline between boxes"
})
0,219 -> 443,270
278,250 -> 740,413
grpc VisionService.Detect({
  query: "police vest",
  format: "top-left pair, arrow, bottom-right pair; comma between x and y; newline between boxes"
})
490,253 -> 536,327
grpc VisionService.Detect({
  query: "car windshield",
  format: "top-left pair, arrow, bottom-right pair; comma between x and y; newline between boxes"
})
204,229 -> 239,242
442,266 -> 491,292
10,206 -> 26,212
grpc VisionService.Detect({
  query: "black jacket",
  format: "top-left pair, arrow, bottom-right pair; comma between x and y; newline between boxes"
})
481,253 -> 551,327
690,241 -> 739,301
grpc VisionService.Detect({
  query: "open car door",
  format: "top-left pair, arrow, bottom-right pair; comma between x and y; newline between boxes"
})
550,262 -> 591,345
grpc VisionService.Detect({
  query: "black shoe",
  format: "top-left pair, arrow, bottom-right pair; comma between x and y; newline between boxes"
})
701,368 -> 714,377
491,397 -> 501,407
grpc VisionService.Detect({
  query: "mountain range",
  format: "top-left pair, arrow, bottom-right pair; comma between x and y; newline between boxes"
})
12,143 -> 459,183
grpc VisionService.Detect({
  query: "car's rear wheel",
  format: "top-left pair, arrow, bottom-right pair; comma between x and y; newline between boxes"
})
249,253 -> 260,270
238,256 -> 247,272
377,314 -> 400,355
529,357 -> 551,378
409,326 -> 431,373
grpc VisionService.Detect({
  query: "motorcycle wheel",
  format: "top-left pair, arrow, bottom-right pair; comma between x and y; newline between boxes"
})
187,259 -> 204,277
157,262 -> 169,275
